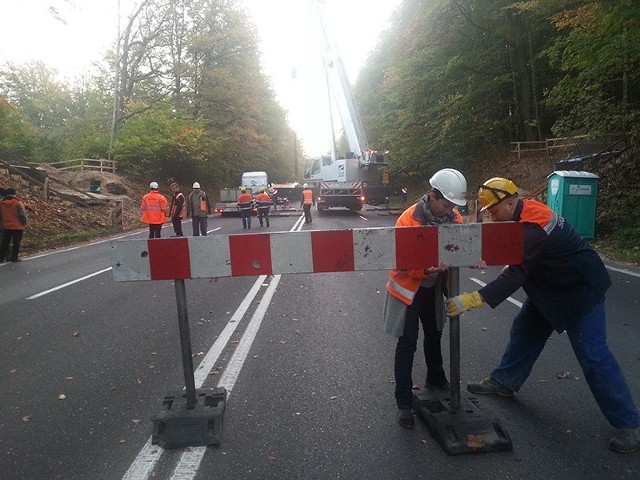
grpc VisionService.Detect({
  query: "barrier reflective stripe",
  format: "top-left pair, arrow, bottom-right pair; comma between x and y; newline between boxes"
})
110,223 -> 524,281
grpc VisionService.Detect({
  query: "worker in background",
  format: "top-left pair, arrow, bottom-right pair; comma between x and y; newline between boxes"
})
237,187 -> 254,229
140,182 -> 168,239
256,187 -> 272,227
445,177 -> 640,454
383,168 -> 468,429
301,183 -> 314,224
169,182 -> 186,236
0,187 -> 28,262
188,182 -> 211,236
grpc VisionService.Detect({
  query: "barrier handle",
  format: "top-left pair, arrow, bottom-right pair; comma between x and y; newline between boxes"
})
449,267 -> 461,411
175,279 -> 197,408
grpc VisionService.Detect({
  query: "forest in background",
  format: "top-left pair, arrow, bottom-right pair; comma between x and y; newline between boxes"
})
1,0 -> 639,247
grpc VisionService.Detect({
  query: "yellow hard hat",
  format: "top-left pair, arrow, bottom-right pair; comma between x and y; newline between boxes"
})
478,177 -> 518,212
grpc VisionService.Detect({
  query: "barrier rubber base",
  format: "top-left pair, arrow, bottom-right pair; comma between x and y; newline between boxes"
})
152,387 -> 227,449
413,389 -> 512,455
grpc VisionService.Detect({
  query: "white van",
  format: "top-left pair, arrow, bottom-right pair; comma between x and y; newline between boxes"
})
241,171 -> 269,191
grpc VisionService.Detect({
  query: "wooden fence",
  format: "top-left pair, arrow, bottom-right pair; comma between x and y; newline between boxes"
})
48,158 -> 117,173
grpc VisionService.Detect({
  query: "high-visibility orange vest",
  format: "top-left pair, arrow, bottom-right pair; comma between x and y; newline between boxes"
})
141,190 -> 168,224
302,189 -> 313,205
386,202 -> 462,305
0,197 -> 27,230
170,192 -> 186,218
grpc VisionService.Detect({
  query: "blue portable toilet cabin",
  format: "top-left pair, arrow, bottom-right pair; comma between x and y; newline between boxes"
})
547,171 -> 599,239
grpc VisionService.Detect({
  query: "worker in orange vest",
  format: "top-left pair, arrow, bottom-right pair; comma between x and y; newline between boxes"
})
140,181 -> 169,239
301,183 -> 315,224
0,187 -> 28,262
237,187 -> 254,229
256,187 -> 272,227
383,168 -> 468,429
169,182 -> 186,236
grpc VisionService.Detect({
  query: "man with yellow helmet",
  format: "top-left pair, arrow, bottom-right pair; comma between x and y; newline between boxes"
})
445,176 -> 640,453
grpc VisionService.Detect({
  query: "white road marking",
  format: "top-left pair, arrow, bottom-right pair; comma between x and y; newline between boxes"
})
469,277 -> 523,308
170,275 -> 282,480
26,267 -> 113,299
606,265 -> 640,278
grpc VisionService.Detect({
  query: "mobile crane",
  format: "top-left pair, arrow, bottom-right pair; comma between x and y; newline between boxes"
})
303,0 -> 390,212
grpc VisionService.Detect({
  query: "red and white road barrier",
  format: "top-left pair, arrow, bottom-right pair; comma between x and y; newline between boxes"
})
110,223 -> 523,281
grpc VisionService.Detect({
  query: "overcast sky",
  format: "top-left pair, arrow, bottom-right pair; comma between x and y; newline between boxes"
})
0,0 -> 402,156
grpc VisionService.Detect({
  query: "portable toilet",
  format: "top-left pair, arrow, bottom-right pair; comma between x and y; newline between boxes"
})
547,171 -> 599,239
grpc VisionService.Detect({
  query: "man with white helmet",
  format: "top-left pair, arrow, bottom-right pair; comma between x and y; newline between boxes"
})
140,182 -> 168,239
383,168 -> 467,429
187,182 -> 211,236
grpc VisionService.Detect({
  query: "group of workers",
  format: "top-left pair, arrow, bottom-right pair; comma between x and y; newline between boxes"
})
385,168 -> 639,454
140,181 -> 211,239
140,181 -> 275,237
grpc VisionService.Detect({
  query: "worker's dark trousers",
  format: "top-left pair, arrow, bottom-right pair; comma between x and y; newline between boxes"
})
148,224 -> 162,239
0,229 -> 24,262
171,217 -> 183,236
394,285 -> 447,409
241,210 -> 252,229
303,204 -> 312,223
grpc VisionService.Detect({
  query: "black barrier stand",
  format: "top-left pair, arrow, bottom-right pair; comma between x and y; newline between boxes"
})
151,279 -> 227,449
413,267 -> 513,455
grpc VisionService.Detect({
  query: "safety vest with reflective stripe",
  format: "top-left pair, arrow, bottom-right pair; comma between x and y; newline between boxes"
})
302,189 -> 313,205
237,193 -> 254,211
386,201 -> 462,305
170,192 -> 186,218
141,190 -> 168,224
256,192 -> 271,211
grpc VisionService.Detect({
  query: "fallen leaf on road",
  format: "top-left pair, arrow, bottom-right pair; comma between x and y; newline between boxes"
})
65,377 -> 74,381
22,415 -> 32,422
555,371 -> 569,379
266,455 -> 277,462
119,439 -> 126,444
135,378 -> 142,385
467,434 -> 486,450
72,331 -> 80,337
330,395 -> 338,400
58,394 -> 66,400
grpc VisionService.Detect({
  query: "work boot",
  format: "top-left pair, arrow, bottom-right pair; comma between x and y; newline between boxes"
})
609,428 -> 640,453
467,377 -> 514,397
425,380 -> 451,392
397,409 -> 415,429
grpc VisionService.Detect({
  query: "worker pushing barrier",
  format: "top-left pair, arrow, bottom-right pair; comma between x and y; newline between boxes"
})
110,223 -> 524,452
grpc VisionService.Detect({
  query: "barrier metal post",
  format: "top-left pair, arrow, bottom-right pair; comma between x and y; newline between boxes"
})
448,267 -> 461,411
175,279 -> 197,408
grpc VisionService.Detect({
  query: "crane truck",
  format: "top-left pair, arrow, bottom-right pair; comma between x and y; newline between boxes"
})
303,0 -> 390,213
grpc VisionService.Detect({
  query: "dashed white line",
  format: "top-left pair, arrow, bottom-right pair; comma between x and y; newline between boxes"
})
26,267 -> 113,299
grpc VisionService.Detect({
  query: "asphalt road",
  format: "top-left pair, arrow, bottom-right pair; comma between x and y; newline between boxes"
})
1,206 -> 639,480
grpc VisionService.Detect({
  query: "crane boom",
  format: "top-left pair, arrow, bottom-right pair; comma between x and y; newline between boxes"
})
312,0 -> 388,166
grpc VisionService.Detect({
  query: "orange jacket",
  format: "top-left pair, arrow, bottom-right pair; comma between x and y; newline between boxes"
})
302,189 -> 314,205
170,192 -> 186,218
141,190 -> 168,224
0,196 -> 28,230
237,192 -> 254,211
386,200 -> 462,305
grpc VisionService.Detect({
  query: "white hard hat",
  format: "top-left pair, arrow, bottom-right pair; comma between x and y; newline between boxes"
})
192,182 -> 200,189
149,181 -> 159,189
429,168 -> 467,206
303,183 -> 308,188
